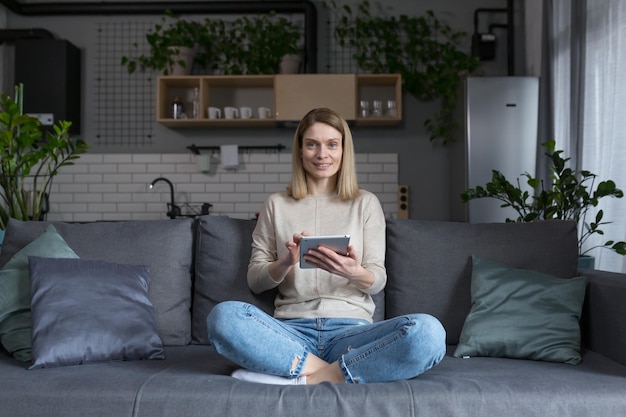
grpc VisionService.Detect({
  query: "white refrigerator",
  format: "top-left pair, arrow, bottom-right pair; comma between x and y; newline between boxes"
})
449,77 -> 540,223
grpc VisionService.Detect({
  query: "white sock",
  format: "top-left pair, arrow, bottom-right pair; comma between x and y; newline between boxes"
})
231,369 -> 307,385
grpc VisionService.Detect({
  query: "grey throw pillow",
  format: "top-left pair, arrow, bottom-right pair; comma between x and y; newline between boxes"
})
28,257 -> 165,369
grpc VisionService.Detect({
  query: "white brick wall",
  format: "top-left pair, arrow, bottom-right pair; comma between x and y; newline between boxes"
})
45,152 -> 399,222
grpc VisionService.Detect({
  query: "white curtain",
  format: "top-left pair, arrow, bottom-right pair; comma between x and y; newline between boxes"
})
550,1 -> 626,273
579,1 -> 626,272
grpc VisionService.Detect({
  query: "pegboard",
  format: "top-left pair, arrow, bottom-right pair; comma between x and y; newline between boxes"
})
93,21 -> 156,147
324,7 -> 359,74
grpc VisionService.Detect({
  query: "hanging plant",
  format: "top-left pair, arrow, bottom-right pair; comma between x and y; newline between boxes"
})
328,0 -> 479,144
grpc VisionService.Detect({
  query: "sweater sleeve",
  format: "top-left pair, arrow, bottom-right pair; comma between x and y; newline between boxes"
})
247,197 -> 282,294
359,192 -> 387,295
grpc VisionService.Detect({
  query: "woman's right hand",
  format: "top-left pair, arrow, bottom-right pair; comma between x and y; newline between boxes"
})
269,231 -> 310,281
286,231 -> 311,265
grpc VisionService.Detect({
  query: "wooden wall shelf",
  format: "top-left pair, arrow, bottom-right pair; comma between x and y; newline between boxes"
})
156,74 -> 402,127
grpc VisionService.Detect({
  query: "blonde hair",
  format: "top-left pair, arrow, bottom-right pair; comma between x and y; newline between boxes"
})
287,107 -> 360,200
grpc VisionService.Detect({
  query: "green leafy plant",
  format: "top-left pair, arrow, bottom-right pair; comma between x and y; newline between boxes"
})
0,84 -> 89,229
328,0 -> 479,144
205,12 -> 302,75
461,140 -> 626,257
121,10 -> 212,75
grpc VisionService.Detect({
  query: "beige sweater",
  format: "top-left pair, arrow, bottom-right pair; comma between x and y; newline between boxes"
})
247,190 -> 387,322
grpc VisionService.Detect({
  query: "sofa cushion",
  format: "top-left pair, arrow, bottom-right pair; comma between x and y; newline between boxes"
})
453,256 -> 587,364
385,219 -> 579,344
28,257 -> 165,369
192,216 -> 276,344
0,225 -> 79,361
0,218 -> 195,346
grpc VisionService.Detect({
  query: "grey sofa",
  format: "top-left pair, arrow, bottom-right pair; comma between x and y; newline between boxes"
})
1,215 -> 625,417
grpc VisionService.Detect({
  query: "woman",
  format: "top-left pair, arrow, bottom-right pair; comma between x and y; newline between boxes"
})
207,107 -> 445,385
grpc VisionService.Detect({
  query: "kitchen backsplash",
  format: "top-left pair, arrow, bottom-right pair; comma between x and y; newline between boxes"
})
44,152 -> 399,222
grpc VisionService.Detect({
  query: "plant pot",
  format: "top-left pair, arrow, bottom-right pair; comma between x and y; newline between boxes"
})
167,46 -> 195,75
279,54 -> 302,74
578,255 -> 595,270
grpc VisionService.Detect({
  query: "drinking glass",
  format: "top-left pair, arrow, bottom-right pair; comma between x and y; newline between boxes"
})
386,100 -> 397,117
359,100 -> 370,118
372,100 -> 383,117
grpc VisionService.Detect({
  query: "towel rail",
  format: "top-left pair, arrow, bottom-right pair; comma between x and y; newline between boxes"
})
187,144 -> 286,155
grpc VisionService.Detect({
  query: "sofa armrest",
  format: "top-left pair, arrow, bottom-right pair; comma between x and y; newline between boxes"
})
580,268 -> 626,365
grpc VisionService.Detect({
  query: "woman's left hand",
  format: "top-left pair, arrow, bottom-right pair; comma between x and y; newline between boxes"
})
303,245 -> 375,289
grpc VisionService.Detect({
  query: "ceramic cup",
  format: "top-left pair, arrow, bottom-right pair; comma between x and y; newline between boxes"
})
258,106 -> 271,119
224,106 -> 239,119
240,106 -> 252,119
207,107 -> 221,119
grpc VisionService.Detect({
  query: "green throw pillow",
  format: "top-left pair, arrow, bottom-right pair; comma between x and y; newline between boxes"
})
454,256 -> 587,365
0,224 -> 79,361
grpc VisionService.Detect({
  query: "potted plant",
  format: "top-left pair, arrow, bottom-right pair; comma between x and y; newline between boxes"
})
461,140 -> 626,265
0,84 -> 89,230
327,0 -> 479,144
121,10 -> 212,75
205,12 -> 302,75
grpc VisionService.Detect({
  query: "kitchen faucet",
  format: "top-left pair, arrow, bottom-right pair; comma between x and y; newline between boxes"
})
149,177 -> 177,219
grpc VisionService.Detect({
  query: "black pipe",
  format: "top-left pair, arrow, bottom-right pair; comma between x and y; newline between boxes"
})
473,8 -> 507,33
0,0 -> 318,73
1,1 -> 313,16
0,28 -> 54,44
488,23 -> 509,33
472,7 -> 514,75
507,0 -> 514,75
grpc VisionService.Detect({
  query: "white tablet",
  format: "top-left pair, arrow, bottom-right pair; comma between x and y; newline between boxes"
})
299,235 -> 351,269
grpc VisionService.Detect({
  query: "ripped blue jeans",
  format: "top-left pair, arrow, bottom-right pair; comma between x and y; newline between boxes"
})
206,301 -> 446,384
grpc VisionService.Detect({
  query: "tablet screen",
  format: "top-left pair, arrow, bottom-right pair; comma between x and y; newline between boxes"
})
299,235 -> 350,269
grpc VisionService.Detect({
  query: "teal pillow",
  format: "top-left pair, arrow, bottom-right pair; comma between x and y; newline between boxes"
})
0,225 -> 79,361
454,256 -> 587,365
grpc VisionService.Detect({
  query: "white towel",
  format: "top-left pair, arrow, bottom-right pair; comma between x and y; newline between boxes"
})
196,154 -> 211,173
220,145 -> 239,170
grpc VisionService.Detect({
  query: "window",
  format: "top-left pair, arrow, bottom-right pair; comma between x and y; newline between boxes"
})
550,1 -> 626,272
